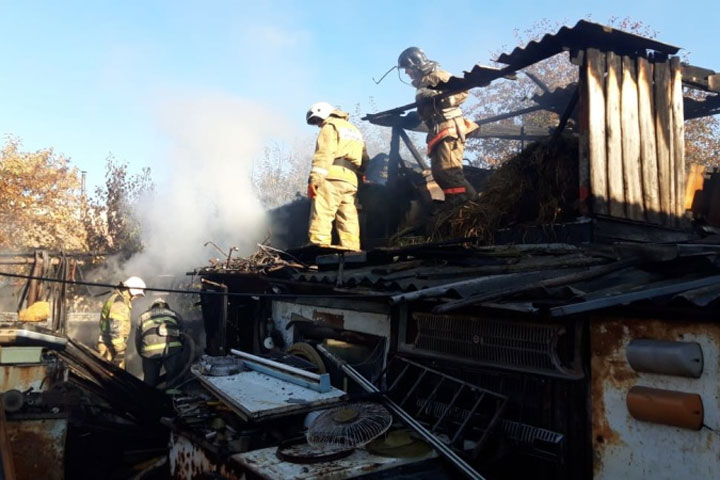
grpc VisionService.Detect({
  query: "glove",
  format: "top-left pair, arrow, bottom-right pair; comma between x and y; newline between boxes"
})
307,183 -> 318,199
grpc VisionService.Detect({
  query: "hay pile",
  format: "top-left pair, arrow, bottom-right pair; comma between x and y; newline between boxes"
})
429,135 -> 579,242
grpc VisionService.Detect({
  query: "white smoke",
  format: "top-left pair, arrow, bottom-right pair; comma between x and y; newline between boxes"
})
124,89 -> 294,279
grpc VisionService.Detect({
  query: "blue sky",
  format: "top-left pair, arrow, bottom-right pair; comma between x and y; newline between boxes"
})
1,0 -> 718,191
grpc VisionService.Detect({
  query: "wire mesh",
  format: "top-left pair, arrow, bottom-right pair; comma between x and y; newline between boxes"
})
306,402 -> 393,449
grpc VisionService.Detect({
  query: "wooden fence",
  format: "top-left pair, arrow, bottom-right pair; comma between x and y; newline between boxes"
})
580,49 -> 685,225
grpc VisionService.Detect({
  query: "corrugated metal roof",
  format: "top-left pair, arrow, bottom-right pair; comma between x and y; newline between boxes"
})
434,21 -> 680,93
495,20 -> 680,70
285,242 -> 720,315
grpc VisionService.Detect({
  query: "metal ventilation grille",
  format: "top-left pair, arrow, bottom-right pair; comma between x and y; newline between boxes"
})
500,419 -> 564,459
412,313 -> 581,378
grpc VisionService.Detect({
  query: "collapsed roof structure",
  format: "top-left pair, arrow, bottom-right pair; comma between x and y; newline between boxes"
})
189,20 -> 720,480
3,20 -> 720,480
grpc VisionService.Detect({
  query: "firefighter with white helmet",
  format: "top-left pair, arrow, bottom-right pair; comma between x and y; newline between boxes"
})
398,47 -> 479,203
305,101 -> 369,250
97,276 -> 146,369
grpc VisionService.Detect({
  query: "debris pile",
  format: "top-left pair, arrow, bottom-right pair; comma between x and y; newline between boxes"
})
429,135 -> 579,242
204,244 -> 306,274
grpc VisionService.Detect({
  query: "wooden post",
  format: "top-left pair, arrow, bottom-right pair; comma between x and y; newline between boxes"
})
637,57 -> 661,223
670,57 -> 686,221
578,56 -> 591,216
606,52 -> 625,217
654,60 -> 673,224
587,48 -> 608,215
621,56 -> 645,221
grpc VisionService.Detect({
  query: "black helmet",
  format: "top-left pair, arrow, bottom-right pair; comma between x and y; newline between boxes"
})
397,47 -> 435,75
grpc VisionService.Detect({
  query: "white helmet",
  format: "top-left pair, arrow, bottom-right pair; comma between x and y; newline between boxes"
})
306,102 -> 335,125
122,276 -> 146,297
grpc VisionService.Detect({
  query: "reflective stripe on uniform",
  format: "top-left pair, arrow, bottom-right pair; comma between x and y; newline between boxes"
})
142,317 -> 177,331
427,127 -> 455,154
311,166 -> 329,176
443,187 -> 467,194
143,341 -> 182,352
337,127 -> 363,142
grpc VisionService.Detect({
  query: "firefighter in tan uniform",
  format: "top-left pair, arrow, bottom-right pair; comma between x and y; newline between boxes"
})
398,47 -> 479,203
97,276 -> 145,369
305,102 -> 369,251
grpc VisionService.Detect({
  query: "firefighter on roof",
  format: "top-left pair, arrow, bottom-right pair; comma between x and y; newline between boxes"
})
398,47 -> 479,203
97,276 -> 145,369
305,102 -> 369,251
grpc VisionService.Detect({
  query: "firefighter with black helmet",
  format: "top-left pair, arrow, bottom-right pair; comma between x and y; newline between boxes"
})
398,46 -> 478,203
305,101 -> 369,251
136,298 -> 185,387
97,276 -> 146,369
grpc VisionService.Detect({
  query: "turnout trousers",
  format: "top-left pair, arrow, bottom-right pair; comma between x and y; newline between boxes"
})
430,137 -> 477,203
308,179 -> 360,250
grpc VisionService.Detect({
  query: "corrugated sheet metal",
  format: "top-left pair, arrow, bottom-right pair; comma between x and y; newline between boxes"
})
286,243 -> 720,315
434,21 -> 681,93
495,20 -> 680,70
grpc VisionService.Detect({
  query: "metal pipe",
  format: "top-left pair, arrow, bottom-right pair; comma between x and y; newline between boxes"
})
316,345 -> 486,480
230,348 -> 323,382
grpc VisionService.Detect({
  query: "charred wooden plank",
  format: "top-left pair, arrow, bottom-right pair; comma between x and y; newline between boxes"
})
670,57 -> 686,221
638,57 -> 661,223
654,60 -> 673,224
681,63 -> 720,93
621,56 -> 644,221
606,51 -> 625,217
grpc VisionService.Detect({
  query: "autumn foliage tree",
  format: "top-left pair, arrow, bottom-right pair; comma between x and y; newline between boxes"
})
83,156 -> 154,260
0,137 -> 87,251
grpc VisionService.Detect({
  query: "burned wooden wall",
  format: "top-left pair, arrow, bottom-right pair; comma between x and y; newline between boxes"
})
579,49 -> 685,226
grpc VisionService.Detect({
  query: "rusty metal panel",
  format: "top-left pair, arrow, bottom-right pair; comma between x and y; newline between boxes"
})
591,317 -> 720,478
0,365 -> 49,392
5,417 -> 67,480
234,444 -> 436,479
169,431 -> 243,480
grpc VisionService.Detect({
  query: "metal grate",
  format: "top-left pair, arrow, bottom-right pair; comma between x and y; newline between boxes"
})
378,356 -> 507,458
500,419 -> 564,459
412,313 -> 581,378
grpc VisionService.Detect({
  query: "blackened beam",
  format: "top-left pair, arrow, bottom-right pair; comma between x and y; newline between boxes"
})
397,128 -> 429,170
684,94 -> 720,120
682,63 -> 720,93
362,65 -> 518,121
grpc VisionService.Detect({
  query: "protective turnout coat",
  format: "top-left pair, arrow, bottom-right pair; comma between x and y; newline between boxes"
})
136,305 -> 184,359
308,111 -> 369,250
415,68 -> 478,201
97,289 -> 132,367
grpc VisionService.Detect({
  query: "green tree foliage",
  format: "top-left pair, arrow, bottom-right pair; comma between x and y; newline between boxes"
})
0,137 -> 87,251
83,156 -> 154,259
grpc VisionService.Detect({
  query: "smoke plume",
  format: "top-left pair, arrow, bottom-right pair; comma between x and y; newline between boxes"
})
124,89 -> 293,280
